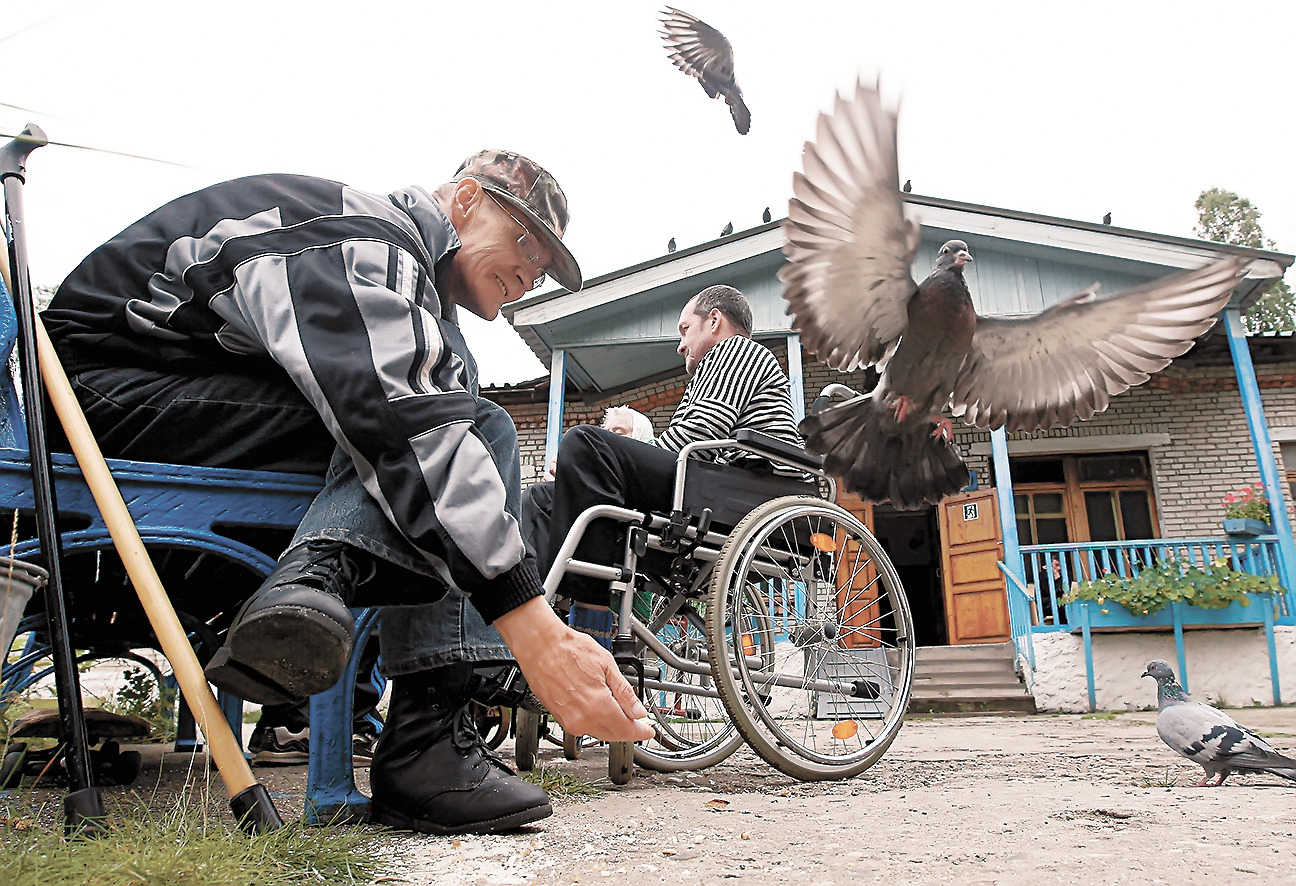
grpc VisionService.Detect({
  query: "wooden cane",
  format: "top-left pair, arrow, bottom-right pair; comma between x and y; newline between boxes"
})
0,210 -> 283,834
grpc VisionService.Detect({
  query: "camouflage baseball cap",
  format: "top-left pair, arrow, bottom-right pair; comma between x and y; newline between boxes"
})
454,149 -> 582,292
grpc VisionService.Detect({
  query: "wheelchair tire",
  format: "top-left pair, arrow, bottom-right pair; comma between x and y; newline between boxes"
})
632,596 -> 744,773
705,495 -> 915,781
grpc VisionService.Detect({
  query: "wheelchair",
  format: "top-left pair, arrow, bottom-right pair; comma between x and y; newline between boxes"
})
516,427 -> 916,783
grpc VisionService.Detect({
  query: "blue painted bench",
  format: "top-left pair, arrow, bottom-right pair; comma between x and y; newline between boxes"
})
0,278 -> 376,824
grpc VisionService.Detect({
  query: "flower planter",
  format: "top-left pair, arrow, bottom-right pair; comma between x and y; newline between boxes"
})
1222,518 -> 1272,538
1070,595 -> 1268,632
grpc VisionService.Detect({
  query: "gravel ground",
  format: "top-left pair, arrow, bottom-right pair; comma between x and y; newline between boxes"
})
7,709 -> 1296,885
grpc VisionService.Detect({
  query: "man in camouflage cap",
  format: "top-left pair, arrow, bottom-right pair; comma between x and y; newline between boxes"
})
44,149 -> 652,835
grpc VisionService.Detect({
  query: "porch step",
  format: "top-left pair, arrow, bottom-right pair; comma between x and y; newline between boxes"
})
907,642 -> 1037,716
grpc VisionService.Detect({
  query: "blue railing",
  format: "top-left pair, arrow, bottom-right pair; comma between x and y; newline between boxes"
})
1016,535 -> 1291,632
1007,535 -> 1292,710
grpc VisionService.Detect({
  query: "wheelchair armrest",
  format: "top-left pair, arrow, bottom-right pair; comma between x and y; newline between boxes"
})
734,428 -> 824,471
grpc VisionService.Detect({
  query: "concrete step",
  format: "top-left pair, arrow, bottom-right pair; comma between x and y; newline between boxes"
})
906,642 -> 1036,716
907,695 -> 1038,715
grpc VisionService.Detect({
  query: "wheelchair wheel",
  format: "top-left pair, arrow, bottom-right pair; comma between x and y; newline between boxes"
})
632,596 -> 744,772
706,495 -> 915,781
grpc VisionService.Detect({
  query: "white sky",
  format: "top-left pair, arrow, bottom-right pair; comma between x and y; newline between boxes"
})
5,0 -> 1293,386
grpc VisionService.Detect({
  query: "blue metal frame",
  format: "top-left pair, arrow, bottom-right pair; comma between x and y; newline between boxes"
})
544,348 -> 567,466
1222,306 -> 1296,593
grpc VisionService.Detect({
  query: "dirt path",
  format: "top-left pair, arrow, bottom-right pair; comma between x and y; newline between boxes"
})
10,709 -> 1295,884
385,709 -> 1296,885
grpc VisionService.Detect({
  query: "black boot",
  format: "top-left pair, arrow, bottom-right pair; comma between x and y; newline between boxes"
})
205,540 -> 374,706
369,664 -> 552,835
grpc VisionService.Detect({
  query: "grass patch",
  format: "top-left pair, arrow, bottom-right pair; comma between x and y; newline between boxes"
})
1082,713 -> 1119,720
0,791 -> 387,886
1137,767 -> 1181,788
520,763 -> 602,798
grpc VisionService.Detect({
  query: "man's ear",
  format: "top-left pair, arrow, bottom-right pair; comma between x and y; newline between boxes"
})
449,178 -> 482,224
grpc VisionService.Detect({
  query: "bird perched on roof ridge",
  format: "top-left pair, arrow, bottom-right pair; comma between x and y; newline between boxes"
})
659,6 -> 750,134
780,80 -> 1249,509
667,237 -> 677,253
1142,660 -> 1296,787
762,206 -> 772,223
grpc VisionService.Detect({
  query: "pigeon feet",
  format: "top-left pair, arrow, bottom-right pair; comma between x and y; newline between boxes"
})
929,416 -> 954,442
889,395 -> 912,423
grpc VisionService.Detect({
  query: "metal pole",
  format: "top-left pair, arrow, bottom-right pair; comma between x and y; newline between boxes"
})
0,124 -> 105,836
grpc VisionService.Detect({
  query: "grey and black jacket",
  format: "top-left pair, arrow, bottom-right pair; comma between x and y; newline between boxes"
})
43,174 -> 541,623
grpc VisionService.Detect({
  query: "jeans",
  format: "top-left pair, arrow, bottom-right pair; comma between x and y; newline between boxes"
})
63,365 -> 510,679
545,425 -> 680,605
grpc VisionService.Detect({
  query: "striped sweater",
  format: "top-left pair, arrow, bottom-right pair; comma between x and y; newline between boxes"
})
652,333 -> 802,462
42,174 -> 540,622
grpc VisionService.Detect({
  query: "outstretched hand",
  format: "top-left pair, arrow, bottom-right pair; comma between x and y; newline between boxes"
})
493,596 -> 654,743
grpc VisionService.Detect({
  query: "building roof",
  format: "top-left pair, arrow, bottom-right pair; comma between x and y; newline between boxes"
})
502,193 -> 1293,394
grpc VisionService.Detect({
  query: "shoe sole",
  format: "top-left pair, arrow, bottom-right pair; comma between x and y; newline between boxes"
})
205,605 -> 353,706
368,799 -> 553,836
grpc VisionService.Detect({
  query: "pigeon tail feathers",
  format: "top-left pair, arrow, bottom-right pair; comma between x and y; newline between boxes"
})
801,396 -> 968,510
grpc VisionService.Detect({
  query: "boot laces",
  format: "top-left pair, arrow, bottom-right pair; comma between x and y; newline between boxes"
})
299,540 -> 376,597
449,706 -> 512,772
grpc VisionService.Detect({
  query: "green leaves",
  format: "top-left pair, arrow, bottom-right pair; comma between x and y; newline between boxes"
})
1062,560 -> 1278,616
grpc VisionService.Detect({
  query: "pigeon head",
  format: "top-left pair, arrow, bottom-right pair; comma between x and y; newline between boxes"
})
933,240 -> 973,274
1141,660 -> 1176,682
1142,659 -> 1190,705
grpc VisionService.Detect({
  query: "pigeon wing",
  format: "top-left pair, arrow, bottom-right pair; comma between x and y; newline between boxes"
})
1161,702 -> 1296,773
949,255 -> 1247,431
780,81 -> 921,372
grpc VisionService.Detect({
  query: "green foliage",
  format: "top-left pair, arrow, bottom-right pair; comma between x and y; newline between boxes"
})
1062,559 -> 1278,616
1195,188 -> 1270,248
104,666 -> 177,744
1193,187 -> 1294,333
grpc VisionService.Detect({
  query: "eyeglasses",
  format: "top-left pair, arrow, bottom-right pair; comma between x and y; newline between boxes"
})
487,192 -> 547,289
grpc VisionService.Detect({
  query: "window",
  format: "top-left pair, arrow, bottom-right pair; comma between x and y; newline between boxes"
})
1005,452 -> 1158,544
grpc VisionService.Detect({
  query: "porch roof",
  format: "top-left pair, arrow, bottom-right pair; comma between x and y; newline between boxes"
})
502,193 -> 1293,395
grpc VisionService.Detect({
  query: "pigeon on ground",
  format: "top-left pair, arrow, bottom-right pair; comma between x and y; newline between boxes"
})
780,81 -> 1249,509
1142,660 -> 1296,787
659,6 -> 750,134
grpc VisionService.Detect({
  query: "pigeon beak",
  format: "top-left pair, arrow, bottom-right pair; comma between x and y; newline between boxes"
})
956,250 -> 973,267
1140,669 -> 1152,678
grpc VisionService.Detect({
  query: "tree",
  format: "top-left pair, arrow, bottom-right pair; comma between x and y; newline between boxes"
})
1194,188 -> 1293,333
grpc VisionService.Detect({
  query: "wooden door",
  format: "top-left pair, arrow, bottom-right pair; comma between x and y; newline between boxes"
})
939,488 -> 1009,645
834,491 -> 878,648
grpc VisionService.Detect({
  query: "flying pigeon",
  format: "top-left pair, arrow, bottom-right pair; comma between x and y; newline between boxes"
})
668,237 -> 677,253
1142,660 -> 1296,787
780,81 -> 1249,509
659,6 -> 750,134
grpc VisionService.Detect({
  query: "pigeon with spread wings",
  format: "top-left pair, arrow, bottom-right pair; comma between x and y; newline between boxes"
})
780,81 -> 1248,509
659,6 -> 750,134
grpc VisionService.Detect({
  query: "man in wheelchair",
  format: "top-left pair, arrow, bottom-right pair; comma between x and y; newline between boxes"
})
542,285 -> 806,636
42,150 -> 653,835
